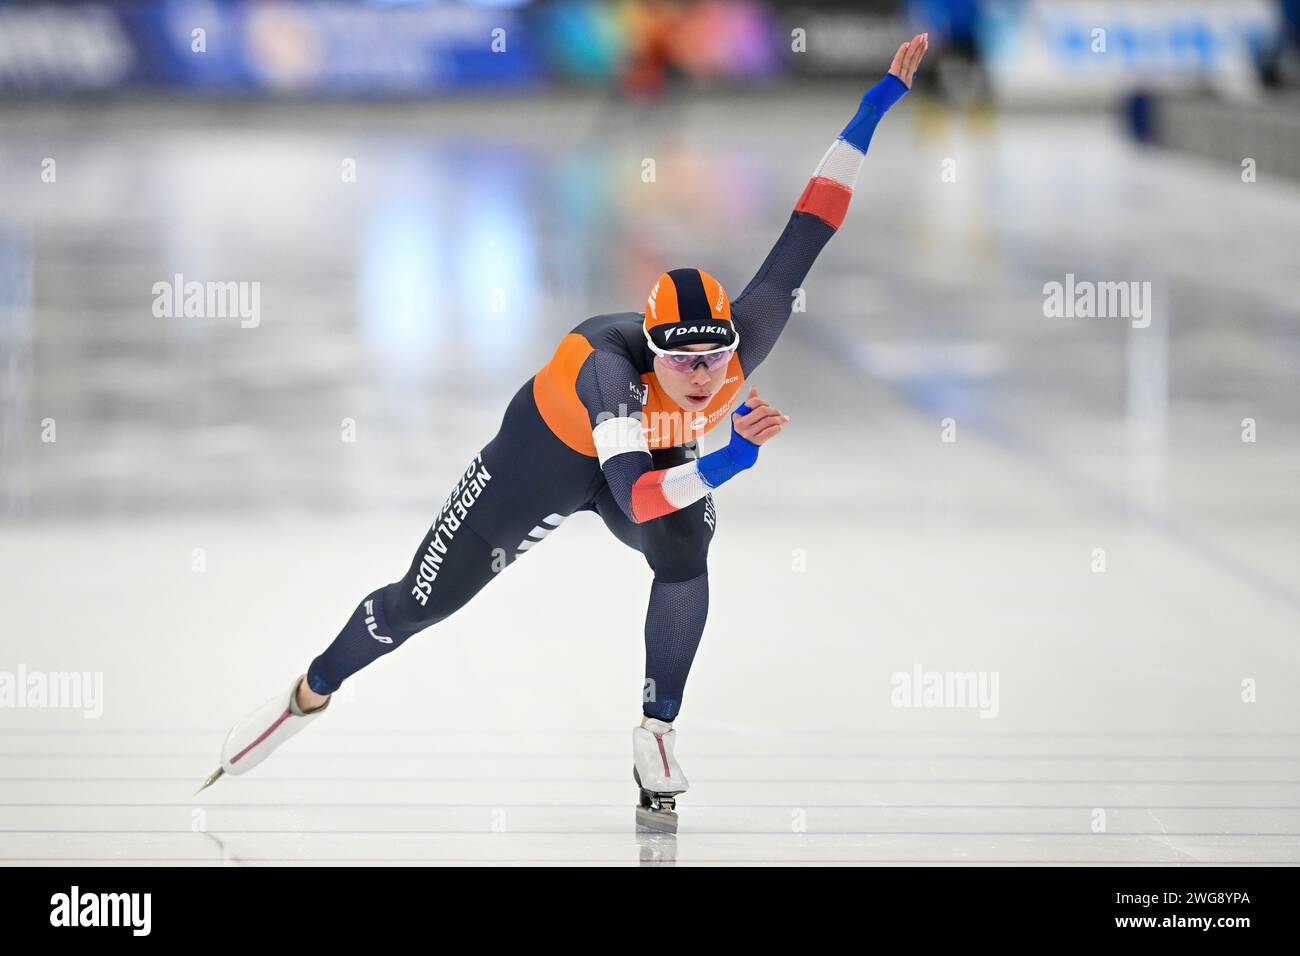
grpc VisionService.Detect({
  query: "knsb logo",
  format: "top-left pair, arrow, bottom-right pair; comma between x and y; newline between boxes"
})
647,281 -> 660,321
50,886 -> 151,936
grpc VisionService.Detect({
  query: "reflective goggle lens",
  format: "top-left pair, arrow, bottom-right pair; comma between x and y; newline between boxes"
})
658,347 -> 735,373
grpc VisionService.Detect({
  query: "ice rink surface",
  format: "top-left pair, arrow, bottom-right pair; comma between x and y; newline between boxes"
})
0,90 -> 1298,865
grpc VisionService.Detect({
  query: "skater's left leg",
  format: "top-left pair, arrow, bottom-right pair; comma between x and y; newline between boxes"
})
591,464 -> 715,824
637,494 -> 714,722
593,482 -> 716,722
640,574 -> 708,722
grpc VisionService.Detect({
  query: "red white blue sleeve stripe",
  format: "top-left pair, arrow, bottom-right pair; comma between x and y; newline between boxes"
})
794,74 -> 908,231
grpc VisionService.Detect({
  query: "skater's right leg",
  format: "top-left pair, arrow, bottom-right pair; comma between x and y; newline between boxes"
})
305,376 -> 605,696
211,463 -> 504,783
207,379 -> 601,786
305,512 -> 502,696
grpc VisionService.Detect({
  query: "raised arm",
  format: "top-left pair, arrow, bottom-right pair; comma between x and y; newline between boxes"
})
575,350 -> 785,524
733,33 -> 929,375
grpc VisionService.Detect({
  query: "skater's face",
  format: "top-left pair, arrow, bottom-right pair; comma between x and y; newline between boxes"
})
653,343 -> 730,411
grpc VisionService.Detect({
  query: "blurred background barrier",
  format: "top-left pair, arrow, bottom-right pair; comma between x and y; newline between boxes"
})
0,0 -> 1292,102
1140,94 -> 1300,182
979,0 -> 1281,105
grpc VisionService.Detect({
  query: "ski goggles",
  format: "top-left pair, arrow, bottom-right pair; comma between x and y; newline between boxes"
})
644,328 -> 740,373
653,343 -> 738,373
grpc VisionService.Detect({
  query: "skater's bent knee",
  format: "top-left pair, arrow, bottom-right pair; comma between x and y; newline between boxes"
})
642,527 -> 710,582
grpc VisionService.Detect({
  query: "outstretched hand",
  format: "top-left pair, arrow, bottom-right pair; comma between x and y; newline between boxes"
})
888,33 -> 929,89
732,386 -> 789,446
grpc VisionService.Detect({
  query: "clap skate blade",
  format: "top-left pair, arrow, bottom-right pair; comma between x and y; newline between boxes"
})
633,766 -> 679,833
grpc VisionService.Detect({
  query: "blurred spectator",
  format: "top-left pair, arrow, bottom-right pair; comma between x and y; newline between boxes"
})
618,0 -> 689,104
909,0 -> 988,102
1260,0 -> 1300,86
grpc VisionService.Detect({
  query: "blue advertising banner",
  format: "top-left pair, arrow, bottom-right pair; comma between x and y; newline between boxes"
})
0,1 -> 544,95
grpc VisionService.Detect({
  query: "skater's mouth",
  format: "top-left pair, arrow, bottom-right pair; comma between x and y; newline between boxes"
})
686,393 -> 711,404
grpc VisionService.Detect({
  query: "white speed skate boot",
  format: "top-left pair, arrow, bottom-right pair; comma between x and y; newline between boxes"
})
633,717 -> 688,832
196,675 -> 329,792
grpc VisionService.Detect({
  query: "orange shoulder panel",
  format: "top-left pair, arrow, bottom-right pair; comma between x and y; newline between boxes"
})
533,333 -> 598,457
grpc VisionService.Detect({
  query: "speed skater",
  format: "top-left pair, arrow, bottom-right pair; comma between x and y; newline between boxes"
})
201,34 -> 930,831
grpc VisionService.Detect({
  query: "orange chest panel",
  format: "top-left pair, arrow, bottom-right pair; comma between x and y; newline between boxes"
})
640,354 -> 745,449
533,335 -> 745,456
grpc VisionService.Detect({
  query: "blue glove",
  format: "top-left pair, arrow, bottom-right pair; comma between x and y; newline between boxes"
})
840,74 -> 909,153
697,403 -> 760,489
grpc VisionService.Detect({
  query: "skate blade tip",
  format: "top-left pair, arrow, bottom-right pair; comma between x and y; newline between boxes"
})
194,767 -> 224,795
